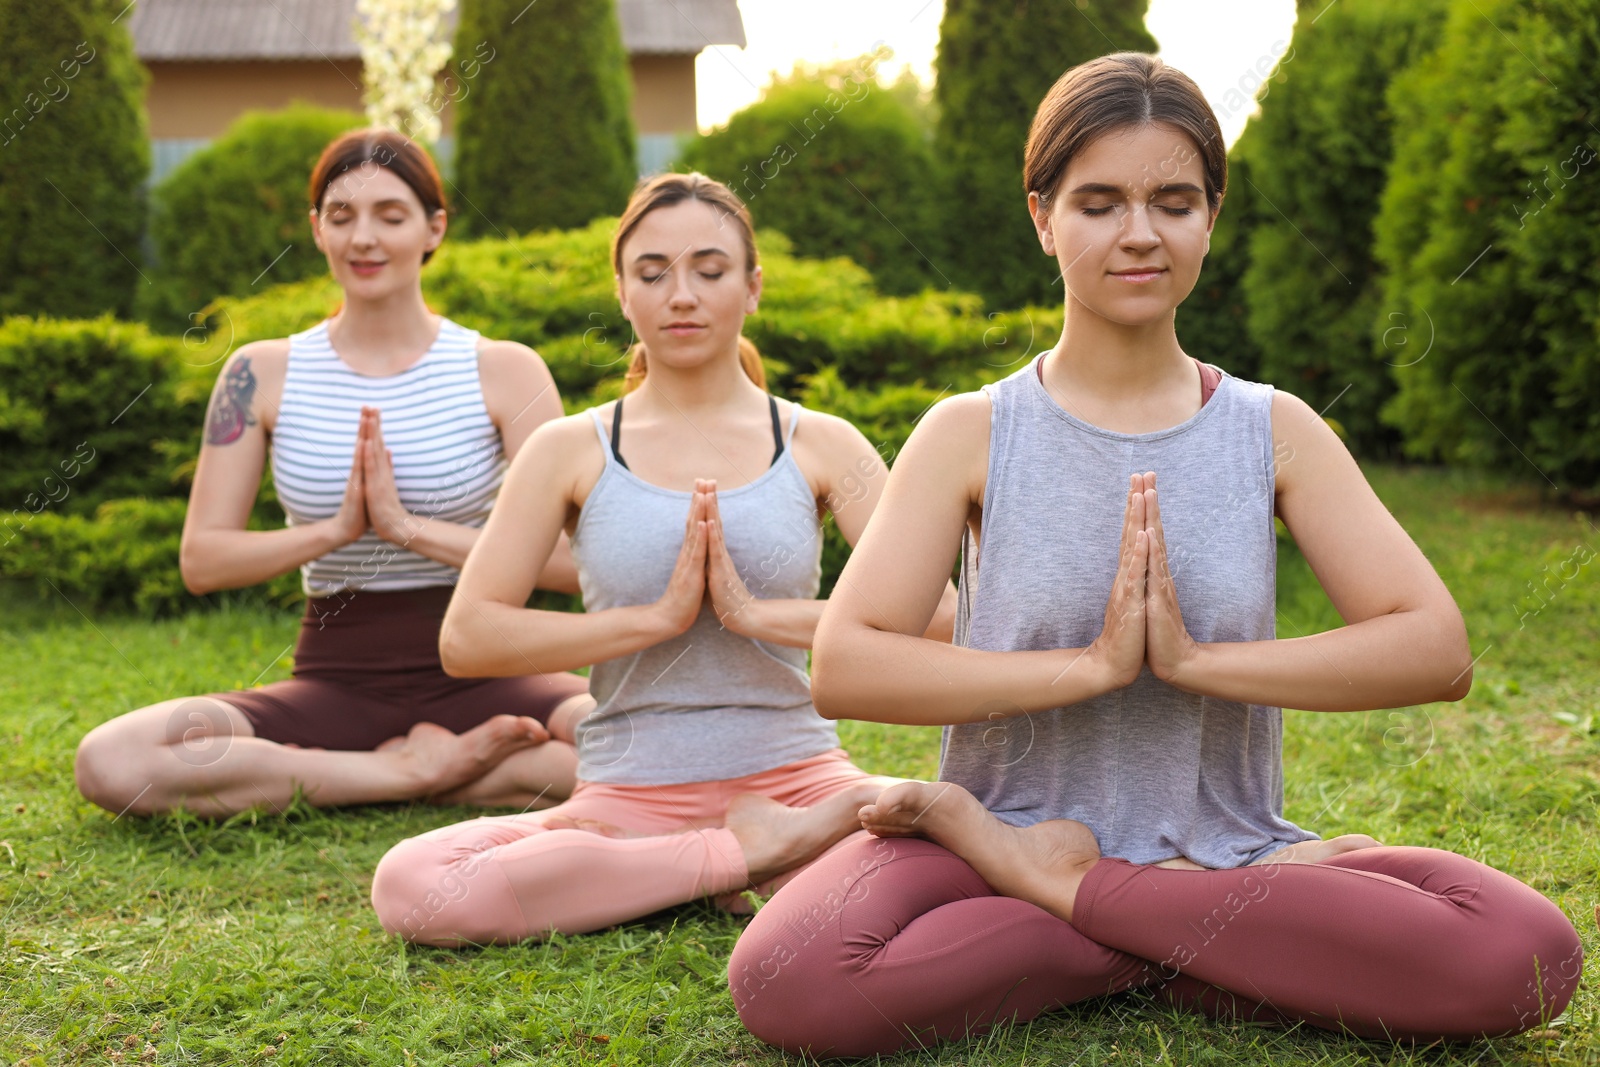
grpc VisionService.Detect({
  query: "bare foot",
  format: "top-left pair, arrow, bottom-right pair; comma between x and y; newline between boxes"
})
378,715 -> 549,798
859,781 -> 1101,923
725,782 -> 883,884
1253,834 -> 1383,866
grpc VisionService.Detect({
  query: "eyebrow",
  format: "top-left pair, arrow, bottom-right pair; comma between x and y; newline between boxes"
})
632,247 -> 732,264
1068,182 -> 1205,196
322,198 -> 413,211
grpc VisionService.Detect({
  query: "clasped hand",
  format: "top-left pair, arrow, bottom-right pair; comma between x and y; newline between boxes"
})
331,406 -> 418,546
654,479 -> 763,637
1090,471 -> 1202,688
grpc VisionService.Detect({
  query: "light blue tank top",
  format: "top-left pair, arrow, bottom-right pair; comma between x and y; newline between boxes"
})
941,354 -> 1319,868
568,400 -> 841,785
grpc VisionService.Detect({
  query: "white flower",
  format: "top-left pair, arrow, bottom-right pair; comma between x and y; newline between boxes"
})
354,0 -> 458,144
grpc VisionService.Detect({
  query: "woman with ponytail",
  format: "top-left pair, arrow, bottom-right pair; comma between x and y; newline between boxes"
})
369,172 -> 957,946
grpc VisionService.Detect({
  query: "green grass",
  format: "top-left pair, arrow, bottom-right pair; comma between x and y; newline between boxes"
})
2,463 -> 1597,1065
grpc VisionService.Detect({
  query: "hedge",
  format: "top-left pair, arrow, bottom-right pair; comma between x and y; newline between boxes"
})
0,0 -> 148,320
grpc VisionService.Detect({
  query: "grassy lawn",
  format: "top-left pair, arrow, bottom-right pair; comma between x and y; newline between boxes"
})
1,462 -> 1596,1066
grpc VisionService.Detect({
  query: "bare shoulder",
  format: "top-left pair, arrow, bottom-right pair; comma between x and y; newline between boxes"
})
908,391 -> 992,482
516,406 -> 609,503
1269,388 -> 1351,499
209,338 -> 289,434
476,337 -> 550,374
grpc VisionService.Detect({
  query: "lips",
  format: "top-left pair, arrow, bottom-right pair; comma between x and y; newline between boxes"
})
1110,267 -> 1164,283
349,260 -> 386,275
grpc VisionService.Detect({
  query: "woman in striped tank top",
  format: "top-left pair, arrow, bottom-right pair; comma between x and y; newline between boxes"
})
731,54 -> 1580,1055
74,130 -> 591,818
367,173 -> 958,946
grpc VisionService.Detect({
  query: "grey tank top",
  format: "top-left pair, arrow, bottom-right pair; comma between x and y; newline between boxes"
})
568,401 -> 841,785
941,354 -> 1319,868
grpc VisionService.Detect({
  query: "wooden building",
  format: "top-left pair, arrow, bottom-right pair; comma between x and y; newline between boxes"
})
126,0 -> 746,180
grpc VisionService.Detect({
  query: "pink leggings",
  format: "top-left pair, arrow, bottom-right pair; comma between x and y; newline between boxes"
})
370,749 -> 890,945
729,836 -> 1583,1057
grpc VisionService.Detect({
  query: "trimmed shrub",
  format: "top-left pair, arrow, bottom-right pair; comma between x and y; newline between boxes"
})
141,105 -> 365,332
0,0 -> 148,319
1374,0 -> 1600,496
452,0 -> 635,236
1239,0 -> 1448,454
0,316 -> 197,521
679,62 -> 941,295
934,0 -> 1156,309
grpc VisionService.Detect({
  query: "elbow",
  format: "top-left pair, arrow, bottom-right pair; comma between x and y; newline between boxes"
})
809,644 -> 845,721
178,547 -> 211,597
437,616 -> 477,678
1440,658 -> 1473,702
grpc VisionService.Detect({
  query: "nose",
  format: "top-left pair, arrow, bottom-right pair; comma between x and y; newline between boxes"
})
1118,202 -> 1160,251
667,267 -> 697,308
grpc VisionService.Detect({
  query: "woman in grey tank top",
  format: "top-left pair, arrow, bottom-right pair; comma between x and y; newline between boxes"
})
369,173 -> 957,946
732,53 -> 1580,1056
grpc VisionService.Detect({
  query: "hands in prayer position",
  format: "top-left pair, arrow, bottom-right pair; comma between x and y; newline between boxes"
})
654,478 -> 763,637
1091,471 -> 1203,688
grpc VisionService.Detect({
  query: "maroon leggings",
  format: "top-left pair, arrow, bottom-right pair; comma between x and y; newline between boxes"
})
729,836 -> 1583,1058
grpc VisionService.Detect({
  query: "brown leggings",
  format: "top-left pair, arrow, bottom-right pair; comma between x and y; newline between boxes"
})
729,836 -> 1583,1058
215,585 -> 588,750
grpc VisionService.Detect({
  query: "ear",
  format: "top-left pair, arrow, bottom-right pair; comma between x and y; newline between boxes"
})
425,208 -> 447,255
309,207 -> 325,253
1028,191 -> 1056,256
615,273 -> 631,320
746,264 -> 763,315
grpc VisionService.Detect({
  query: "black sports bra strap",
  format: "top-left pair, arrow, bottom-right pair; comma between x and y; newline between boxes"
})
610,398 -> 630,470
612,395 -> 782,475
768,395 -> 784,463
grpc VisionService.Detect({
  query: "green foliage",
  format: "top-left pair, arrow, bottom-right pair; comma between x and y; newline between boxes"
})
934,0 -> 1156,309
0,316 -> 198,518
679,62 -> 941,295
1375,0 -> 1600,495
0,498 -> 188,616
0,0 -> 148,319
452,0 -> 635,237
1239,0 -> 1448,455
141,105 -> 366,332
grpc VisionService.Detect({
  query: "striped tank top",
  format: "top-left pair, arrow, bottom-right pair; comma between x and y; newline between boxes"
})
941,353 -> 1318,868
271,318 -> 504,596
567,400 -> 841,785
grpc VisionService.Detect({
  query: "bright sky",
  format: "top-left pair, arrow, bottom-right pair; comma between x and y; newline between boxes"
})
695,0 -> 1299,147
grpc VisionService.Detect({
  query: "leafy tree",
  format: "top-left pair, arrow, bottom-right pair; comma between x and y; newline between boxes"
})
934,0 -> 1155,309
1239,0 -> 1448,454
680,61 -> 940,295
1376,0 -> 1600,496
452,0 -> 635,236
0,0 -> 148,318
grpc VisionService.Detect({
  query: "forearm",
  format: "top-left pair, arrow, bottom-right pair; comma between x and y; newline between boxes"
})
733,586 -> 957,649
180,522 -> 345,594
1170,610 -> 1473,711
725,598 -> 825,648
812,622 -> 1115,725
377,512 -> 477,570
440,596 -> 670,677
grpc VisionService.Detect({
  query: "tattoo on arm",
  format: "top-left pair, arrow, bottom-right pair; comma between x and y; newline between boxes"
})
206,358 -> 259,446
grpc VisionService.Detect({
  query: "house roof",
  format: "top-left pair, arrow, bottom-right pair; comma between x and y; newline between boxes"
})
126,0 -> 746,61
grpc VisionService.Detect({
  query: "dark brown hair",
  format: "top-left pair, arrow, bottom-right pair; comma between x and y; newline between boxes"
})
308,128 -> 448,264
610,172 -> 766,393
1024,53 -> 1226,217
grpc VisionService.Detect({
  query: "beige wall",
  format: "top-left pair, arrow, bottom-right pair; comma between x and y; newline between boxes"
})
145,55 -> 699,140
